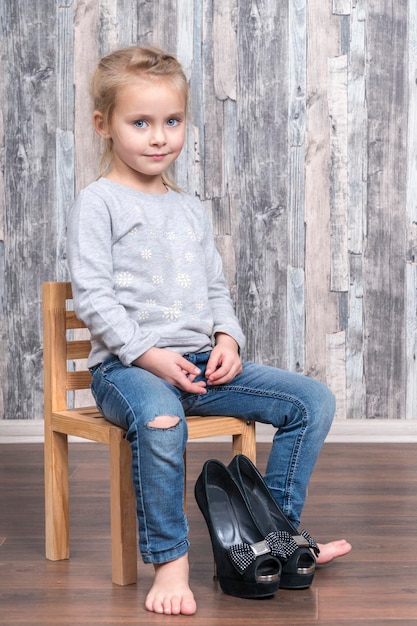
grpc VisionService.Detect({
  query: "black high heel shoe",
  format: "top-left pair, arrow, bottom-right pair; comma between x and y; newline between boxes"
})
194,459 -> 282,599
228,454 -> 319,589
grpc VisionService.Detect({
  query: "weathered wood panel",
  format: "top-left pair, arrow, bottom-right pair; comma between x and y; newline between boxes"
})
364,2 -> 408,419
1,0 -> 57,419
0,0 -> 416,424
305,0 -> 341,383
406,0 -> 417,419
287,0 -> 307,373
346,0 -> 367,420
236,0 -> 289,367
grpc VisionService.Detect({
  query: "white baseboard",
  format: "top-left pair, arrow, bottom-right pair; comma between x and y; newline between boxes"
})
1,419 -> 417,444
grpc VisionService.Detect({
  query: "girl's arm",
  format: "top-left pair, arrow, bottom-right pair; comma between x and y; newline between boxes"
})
67,189 -> 159,366
199,207 -> 246,353
198,205 -> 245,384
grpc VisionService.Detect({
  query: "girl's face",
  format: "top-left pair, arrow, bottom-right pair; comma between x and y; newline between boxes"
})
94,78 -> 186,193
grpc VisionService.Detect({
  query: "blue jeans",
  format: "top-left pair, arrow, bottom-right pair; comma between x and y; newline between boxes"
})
90,352 -> 335,564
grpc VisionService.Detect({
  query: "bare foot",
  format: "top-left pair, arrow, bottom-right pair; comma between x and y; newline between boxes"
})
316,539 -> 352,565
145,553 -> 197,615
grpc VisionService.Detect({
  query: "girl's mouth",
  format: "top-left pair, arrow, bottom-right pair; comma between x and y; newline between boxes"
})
147,154 -> 167,161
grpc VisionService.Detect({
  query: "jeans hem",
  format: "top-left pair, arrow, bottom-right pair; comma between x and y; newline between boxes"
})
141,538 -> 190,565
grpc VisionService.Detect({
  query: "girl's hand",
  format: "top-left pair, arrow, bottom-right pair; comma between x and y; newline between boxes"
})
205,333 -> 242,386
133,347 -> 207,394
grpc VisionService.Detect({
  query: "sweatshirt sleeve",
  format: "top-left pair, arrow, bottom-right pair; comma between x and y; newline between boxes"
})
198,204 -> 246,351
67,189 -> 160,366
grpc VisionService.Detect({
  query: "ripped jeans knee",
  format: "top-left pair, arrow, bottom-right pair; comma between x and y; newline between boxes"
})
147,414 -> 181,429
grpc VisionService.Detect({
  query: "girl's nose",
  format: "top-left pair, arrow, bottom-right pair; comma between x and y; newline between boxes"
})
150,126 -> 167,145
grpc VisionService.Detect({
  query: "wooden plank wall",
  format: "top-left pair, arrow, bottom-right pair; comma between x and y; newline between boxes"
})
0,0 -> 416,422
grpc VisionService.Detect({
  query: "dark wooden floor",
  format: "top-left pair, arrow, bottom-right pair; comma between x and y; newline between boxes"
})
0,442 -> 416,625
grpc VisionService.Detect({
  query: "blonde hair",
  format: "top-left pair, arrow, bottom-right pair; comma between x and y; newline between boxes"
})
91,45 -> 189,190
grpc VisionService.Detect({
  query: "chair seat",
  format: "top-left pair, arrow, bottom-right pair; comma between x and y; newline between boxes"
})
51,407 -> 255,445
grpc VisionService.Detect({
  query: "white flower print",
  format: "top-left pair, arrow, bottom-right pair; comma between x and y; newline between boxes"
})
137,310 -> 150,321
186,227 -> 197,241
134,205 -> 143,214
185,252 -> 195,263
163,300 -> 183,322
186,227 -> 202,243
146,299 -> 156,306
152,275 -> 164,285
194,299 -> 204,311
165,231 -> 176,240
116,271 -> 134,287
129,227 -> 138,236
176,273 -> 192,288
141,248 -> 152,259
163,307 -> 181,321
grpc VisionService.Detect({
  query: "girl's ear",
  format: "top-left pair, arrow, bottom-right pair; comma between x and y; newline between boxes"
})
93,111 -> 111,139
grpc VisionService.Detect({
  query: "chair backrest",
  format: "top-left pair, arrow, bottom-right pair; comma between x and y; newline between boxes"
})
42,282 -> 92,414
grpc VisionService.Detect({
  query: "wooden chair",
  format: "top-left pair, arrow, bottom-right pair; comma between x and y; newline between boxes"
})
43,281 -> 256,585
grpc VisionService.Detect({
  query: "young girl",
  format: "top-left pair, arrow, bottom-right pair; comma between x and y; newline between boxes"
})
67,45 -> 351,616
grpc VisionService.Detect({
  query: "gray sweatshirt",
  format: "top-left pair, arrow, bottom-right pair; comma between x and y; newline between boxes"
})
67,178 -> 245,368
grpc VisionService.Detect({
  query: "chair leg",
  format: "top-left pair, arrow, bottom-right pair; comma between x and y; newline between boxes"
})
233,421 -> 256,464
109,428 -> 138,585
44,427 -> 70,561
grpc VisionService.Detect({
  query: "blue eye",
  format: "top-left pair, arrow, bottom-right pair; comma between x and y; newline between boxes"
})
166,118 -> 180,127
133,120 -> 147,128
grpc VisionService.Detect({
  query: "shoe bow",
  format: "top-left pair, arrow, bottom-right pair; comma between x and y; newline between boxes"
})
228,530 -> 319,573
